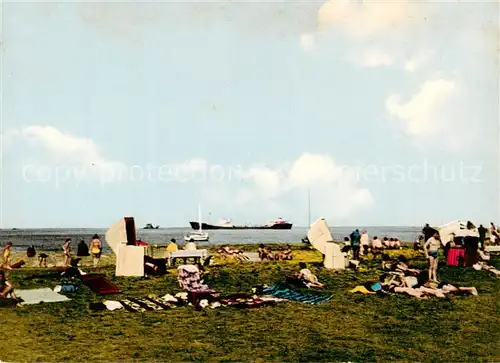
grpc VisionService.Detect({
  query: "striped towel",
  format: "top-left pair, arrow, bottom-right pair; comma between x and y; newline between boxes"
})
262,284 -> 332,304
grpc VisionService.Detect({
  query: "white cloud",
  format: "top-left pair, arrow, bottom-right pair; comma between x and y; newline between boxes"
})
233,153 -> 374,220
317,0 -> 420,40
385,79 -> 458,143
8,127 -> 373,220
13,125 -> 126,181
22,126 -> 101,163
304,0 -> 433,71
300,33 -> 316,52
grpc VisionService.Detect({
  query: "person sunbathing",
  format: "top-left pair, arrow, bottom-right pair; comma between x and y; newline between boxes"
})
476,261 -> 500,276
371,236 -> 383,251
437,282 -> 478,296
0,270 -> 17,299
384,274 -> 478,299
218,246 -> 248,261
382,237 -> 390,249
296,262 -> 324,289
258,244 -> 274,261
275,245 -> 293,261
381,254 -> 395,271
394,256 -> 420,275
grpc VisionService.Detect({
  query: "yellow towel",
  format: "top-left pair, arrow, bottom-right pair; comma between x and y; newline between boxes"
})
349,286 -> 375,294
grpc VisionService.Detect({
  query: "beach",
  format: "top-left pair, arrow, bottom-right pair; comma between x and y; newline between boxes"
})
0,226 -> 422,252
1,244 -> 499,362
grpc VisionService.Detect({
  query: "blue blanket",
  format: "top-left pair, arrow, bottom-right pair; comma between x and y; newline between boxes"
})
262,284 -> 332,304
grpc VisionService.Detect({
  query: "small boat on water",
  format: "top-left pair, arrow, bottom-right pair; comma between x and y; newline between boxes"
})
184,231 -> 210,242
189,217 -> 293,230
144,223 -> 159,229
185,205 -> 209,242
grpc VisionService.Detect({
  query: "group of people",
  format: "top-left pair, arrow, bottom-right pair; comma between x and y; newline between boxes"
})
1,234 -> 103,270
479,222 -> 499,246
347,229 -> 402,261
258,244 -> 293,261
61,235 -> 103,268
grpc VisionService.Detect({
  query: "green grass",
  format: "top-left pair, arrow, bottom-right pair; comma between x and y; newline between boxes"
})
2,245 -> 500,362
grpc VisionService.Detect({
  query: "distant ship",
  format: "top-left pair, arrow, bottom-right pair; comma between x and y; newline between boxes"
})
144,223 -> 159,229
189,217 -> 292,230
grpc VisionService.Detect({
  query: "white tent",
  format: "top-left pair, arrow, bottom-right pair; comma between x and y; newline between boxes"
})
105,217 -> 144,277
307,218 -> 345,270
435,220 -> 479,244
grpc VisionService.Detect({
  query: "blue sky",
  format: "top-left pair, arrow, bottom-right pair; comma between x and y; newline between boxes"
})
1,0 -> 498,228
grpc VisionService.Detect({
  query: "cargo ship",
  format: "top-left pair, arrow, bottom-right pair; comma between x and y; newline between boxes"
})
189,217 -> 292,230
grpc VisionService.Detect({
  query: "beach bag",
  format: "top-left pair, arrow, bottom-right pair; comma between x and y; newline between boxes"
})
370,282 -> 382,292
61,284 -> 77,293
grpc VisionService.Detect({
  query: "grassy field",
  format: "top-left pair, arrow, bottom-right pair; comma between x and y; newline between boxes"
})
1,245 -> 500,362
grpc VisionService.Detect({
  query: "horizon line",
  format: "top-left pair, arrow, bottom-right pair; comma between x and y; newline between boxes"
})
0,225 -> 422,230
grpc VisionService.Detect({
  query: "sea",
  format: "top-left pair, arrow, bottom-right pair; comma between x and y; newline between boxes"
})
0,226 -> 422,253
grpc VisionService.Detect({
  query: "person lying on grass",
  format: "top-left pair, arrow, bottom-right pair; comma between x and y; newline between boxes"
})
394,255 -> 420,275
218,246 -> 249,261
296,262 -> 324,289
379,273 -> 477,299
476,262 -> 500,276
275,245 -> 293,261
0,270 -> 17,299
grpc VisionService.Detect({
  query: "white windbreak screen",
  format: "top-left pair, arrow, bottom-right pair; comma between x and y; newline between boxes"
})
307,218 -> 333,255
105,218 -> 128,254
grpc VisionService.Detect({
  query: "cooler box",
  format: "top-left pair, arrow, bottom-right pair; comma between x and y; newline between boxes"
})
447,247 -> 465,266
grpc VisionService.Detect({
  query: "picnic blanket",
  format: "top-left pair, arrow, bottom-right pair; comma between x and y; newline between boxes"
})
89,292 -> 281,312
15,288 -> 70,305
262,284 -> 333,304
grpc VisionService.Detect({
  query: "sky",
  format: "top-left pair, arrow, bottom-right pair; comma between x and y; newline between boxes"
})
1,0 -> 499,228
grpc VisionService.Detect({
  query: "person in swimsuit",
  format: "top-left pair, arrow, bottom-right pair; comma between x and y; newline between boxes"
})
2,241 -> 13,269
297,262 -> 324,289
89,234 -> 102,268
38,253 -> 49,267
0,270 -> 17,299
424,232 -> 442,282
62,238 -> 72,267
275,244 -> 293,261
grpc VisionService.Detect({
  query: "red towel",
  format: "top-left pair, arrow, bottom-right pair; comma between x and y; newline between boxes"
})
81,274 -> 121,294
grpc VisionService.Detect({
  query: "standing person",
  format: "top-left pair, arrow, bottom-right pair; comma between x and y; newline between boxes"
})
478,224 -> 487,248
350,229 -> 361,260
424,232 -> 442,282
490,222 -> 498,244
360,230 -> 369,255
77,240 -> 90,257
62,238 -> 72,267
89,234 -> 102,268
2,242 -> 13,269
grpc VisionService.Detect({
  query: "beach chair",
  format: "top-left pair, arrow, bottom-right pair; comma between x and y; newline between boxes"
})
177,265 -> 218,306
